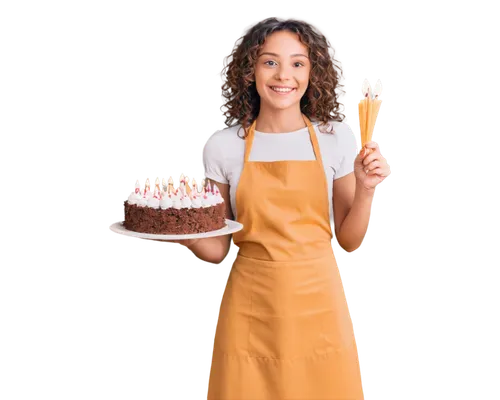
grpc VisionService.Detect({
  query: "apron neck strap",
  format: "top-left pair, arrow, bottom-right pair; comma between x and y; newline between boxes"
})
244,113 -> 324,165
302,114 -> 324,166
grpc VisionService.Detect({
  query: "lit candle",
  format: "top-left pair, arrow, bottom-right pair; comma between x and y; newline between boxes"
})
361,78 -> 371,100
191,177 -> 198,195
366,79 -> 383,145
144,178 -> 151,197
356,79 -> 383,148
184,175 -> 192,196
179,173 -> 186,196
135,180 -> 141,194
162,178 -> 168,193
154,177 -> 160,192
153,186 -> 160,199
373,79 -> 384,100
201,178 -> 206,194
168,176 -> 175,195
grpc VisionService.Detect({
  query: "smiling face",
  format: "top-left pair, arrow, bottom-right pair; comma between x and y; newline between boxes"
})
254,30 -> 311,112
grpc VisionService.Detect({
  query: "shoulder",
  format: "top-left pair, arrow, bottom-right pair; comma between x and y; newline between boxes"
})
201,125 -> 244,145
203,124 -> 245,150
315,119 -> 357,146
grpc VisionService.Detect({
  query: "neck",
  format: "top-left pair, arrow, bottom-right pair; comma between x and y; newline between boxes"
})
254,106 -> 306,133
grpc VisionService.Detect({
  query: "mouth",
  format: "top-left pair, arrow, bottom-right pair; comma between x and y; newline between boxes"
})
268,86 -> 297,95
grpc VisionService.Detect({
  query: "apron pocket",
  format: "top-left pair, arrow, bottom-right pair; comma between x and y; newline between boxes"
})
248,311 -> 338,360
245,258 -> 338,360
318,263 -> 358,354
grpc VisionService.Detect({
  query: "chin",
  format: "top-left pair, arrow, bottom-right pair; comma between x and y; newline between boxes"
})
262,100 -> 294,110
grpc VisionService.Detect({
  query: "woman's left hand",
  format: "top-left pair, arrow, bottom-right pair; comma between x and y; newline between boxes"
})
354,141 -> 391,191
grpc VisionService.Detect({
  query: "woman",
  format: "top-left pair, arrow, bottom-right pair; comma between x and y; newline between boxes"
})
169,17 -> 390,399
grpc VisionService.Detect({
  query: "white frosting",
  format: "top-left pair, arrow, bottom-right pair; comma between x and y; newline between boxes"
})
127,181 -> 221,210
147,197 -> 160,209
127,192 -> 142,205
215,192 -> 224,204
190,195 -> 202,208
181,195 -> 192,208
160,195 -> 173,209
172,197 -> 182,210
201,195 -> 212,208
211,185 -> 224,204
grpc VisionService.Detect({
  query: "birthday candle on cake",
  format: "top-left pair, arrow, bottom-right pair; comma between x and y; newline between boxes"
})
154,177 -> 160,192
153,186 -> 160,199
184,175 -> 192,196
144,178 -> 151,196
201,178 -> 206,194
162,178 -> 168,194
179,173 -> 186,196
168,176 -> 175,195
135,180 -> 141,194
191,176 -> 198,195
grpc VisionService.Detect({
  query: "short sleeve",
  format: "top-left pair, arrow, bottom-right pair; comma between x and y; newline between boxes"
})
203,131 -> 228,184
334,123 -> 358,180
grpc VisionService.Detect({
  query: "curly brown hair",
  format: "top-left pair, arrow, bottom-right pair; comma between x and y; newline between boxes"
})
219,17 -> 346,139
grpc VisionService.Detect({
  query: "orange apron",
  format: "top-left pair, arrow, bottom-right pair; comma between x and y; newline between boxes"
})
208,114 -> 364,399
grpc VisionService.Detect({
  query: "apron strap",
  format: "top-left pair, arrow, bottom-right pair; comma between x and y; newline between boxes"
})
244,119 -> 258,163
301,114 -> 324,166
244,114 -> 324,166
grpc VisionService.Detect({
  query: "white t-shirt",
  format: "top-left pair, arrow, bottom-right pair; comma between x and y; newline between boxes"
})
203,119 -> 358,221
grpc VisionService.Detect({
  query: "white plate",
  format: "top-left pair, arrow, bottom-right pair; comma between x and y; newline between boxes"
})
109,219 -> 243,240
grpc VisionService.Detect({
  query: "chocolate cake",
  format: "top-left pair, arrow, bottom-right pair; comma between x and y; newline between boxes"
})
123,175 -> 226,235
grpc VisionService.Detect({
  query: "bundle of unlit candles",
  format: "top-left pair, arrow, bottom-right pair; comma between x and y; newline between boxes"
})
356,79 -> 383,149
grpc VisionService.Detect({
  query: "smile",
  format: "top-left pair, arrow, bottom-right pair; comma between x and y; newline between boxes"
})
269,86 -> 296,95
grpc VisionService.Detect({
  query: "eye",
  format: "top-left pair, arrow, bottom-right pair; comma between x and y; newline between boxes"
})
264,60 -> 277,66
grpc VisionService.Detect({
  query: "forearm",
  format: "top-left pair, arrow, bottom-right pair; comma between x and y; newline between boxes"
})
186,235 -> 231,264
337,184 -> 375,252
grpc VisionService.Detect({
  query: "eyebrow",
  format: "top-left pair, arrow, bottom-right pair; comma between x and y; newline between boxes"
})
258,52 -> 309,59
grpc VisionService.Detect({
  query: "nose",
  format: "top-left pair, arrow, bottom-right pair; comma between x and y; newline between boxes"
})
275,64 -> 294,82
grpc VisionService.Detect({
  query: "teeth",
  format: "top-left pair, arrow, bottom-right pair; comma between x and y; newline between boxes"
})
271,87 -> 294,92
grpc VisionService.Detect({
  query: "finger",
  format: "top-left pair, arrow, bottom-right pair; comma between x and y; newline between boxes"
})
367,167 -> 386,176
359,148 -> 369,159
363,142 -> 383,160
363,150 -> 389,165
362,151 -> 381,166
365,141 -> 382,153
364,160 -> 381,173
365,141 -> 379,150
